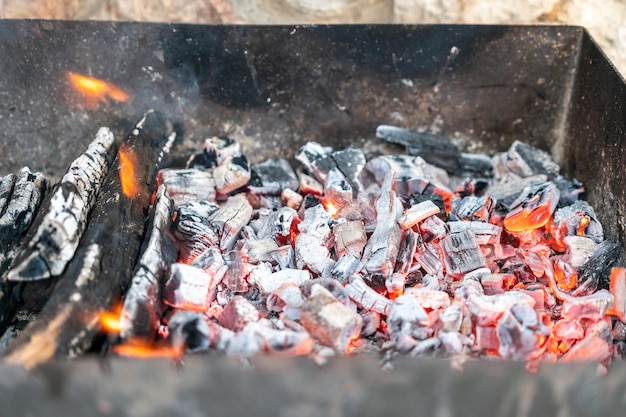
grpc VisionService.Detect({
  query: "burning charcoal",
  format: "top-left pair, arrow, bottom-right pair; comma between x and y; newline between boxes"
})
441,229 -> 486,276
404,288 -> 451,310
463,267 -> 492,282
453,195 -> 492,222
563,236 -> 596,269
553,176 -> 584,207
219,296 -> 260,332
167,311 -> 211,353
397,200 -> 440,230
163,263 -> 219,312
362,173 -> 402,278
396,229 -> 418,275
457,152 -> 494,178
609,268 -> 626,322
385,272 -> 405,297
301,278 -> 353,308
159,168 -> 216,206
387,294 -> 429,340
361,310 -> 381,337
249,158 -> 298,195
121,185 -> 178,339
296,204 -> 334,276
213,155 -> 251,194
324,168 -> 353,206
409,337 -> 442,358
439,331 -> 471,356
375,125 -> 461,174
254,207 -> 297,241
223,249 -> 250,293
552,319 -> 585,340
345,276 -> 393,316
365,154 -> 450,197
573,237 -> 621,295
295,141 -> 333,169
553,200 -> 603,244
202,136 -> 243,168
475,326 -> 499,351
415,239 -> 444,277
298,172 -> 324,195
480,273 -> 513,295
209,193 -> 253,251
243,238 -> 279,263
173,201 -> 219,263
503,182 -> 560,232
270,245 -> 295,270
329,149 -> 366,194
467,291 -> 536,326
447,221 -> 500,246
487,174 -> 548,207
256,268 -> 311,295
497,301 -> 549,360
266,282 -> 305,321
6,127 -> 116,281
300,284 -> 362,353
227,321 -> 314,358
331,254 -> 363,284
562,290 -> 613,322
281,188 -> 303,209
440,304 -> 463,333
190,246 -> 228,283
333,220 -> 367,258
559,334 -> 612,363
613,321 -> 626,341
502,140 -> 560,178
419,215 -> 448,242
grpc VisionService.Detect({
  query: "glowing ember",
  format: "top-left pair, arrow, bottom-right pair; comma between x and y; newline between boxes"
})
67,71 -> 129,109
99,304 -> 123,333
113,339 -> 183,359
118,144 -> 143,200
100,132 -> 622,370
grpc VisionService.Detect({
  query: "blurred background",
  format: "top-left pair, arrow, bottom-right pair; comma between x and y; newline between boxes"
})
0,0 -> 624,75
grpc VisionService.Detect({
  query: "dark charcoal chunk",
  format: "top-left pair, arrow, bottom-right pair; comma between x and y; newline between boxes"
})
376,125 -> 460,173
574,237 -> 621,294
504,141 -> 560,178
553,176 -> 585,207
249,158 -> 298,195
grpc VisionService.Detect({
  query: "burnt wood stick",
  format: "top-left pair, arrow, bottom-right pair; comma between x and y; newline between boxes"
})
0,168 -> 50,276
5,128 -> 116,281
4,111 -> 175,368
120,184 -> 178,339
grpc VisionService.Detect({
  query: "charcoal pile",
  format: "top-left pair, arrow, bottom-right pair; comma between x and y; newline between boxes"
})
111,125 -> 623,370
0,118 -> 624,371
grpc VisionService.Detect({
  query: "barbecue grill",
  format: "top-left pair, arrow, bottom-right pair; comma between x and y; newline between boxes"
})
0,21 -> 625,416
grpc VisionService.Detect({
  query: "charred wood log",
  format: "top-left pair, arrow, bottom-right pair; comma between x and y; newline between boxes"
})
120,185 -> 178,339
0,168 -> 49,276
3,111 -> 174,368
5,128 -> 116,281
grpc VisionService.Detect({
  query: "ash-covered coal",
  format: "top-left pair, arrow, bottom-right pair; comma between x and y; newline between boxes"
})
101,126 -> 625,370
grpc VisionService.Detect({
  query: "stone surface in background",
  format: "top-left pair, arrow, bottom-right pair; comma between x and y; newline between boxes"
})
1,0 -> 625,75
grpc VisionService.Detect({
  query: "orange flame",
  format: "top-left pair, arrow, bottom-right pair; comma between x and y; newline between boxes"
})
118,144 -> 143,200
99,303 -> 123,333
113,339 -> 183,359
67,71 -> 129,109
324,201 -> 338,218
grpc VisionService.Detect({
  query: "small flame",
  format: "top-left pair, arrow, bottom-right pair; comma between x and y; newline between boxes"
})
324,201 -> 338,218
99,303 -> 123,333
113,339 -> 183,359
118,144 -> 143,200
577,216 -> 590,236
67,71 -> 129,109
